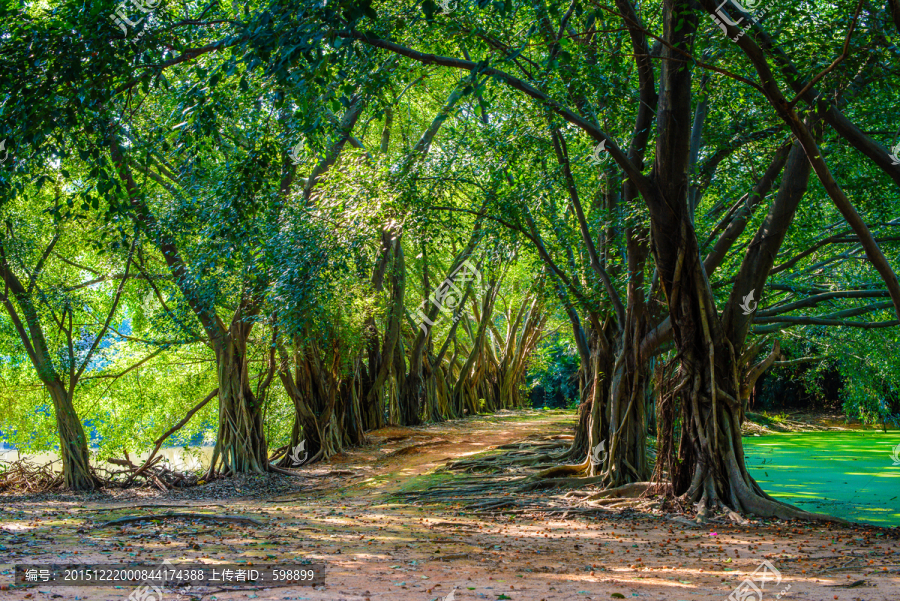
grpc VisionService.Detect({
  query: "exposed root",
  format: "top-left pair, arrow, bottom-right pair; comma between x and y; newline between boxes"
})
97,512 -> 264,528
678,461 -> 852,526
529,457 -> 591,480
586,498 -> 646,509
445,443 -> 569,473
267,463 -> 306,476
517,475 -> 606,492
581,481 -> 653,501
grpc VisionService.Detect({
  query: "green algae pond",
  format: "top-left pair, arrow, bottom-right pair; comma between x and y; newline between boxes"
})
743,430 -> 900,526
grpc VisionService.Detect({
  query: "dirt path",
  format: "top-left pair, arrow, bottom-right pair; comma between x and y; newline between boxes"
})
1,409 -> 898,601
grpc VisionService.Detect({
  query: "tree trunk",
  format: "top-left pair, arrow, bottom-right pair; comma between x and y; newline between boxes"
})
658,221 -> 839,521
48,381 -> 96,491
586,342 -> 612,475
367,234 -> 406,424
361,317 -> 386,431
535,322 -> 616,478
598,322 -> 649,485
360,228 -> 397,431
400,372 -> 424,426
643,1 -> 837,520
210,323 -> 268,475
567,382 -> 593,461
277,338 -> 366,466
0,246 -> 99,491
595,225 -> 652,485
276,352 -> 324,466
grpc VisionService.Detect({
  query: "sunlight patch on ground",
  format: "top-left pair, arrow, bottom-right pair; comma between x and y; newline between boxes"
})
0,523 -> 34,531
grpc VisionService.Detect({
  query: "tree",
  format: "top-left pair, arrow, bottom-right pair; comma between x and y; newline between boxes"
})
0,194 -> 133,490
305,0 -> 900,518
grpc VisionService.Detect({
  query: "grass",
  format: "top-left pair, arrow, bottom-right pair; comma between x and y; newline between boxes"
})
747,411 -> 789,428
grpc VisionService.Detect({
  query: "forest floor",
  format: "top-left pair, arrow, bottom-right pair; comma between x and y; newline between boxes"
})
1,409 -> 899,601
743,410 -> 899,434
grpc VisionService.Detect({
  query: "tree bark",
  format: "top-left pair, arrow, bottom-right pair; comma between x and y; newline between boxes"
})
643,0 -> 823,519
372,235 -> 407,423
209,318 -> 268,475
47,381 -> 96,490
276,345 -> 325,465
599,287 -> 650,484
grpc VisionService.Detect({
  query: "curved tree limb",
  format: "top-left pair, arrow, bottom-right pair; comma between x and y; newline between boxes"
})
701,0 -> 900,321
340,29 -> 656,201
127,389 -> 219,485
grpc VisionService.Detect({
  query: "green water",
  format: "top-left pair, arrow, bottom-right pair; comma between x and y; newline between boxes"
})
743,431 -> 900,526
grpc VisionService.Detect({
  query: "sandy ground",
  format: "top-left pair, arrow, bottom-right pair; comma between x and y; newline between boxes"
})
1,410 -> 898,601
